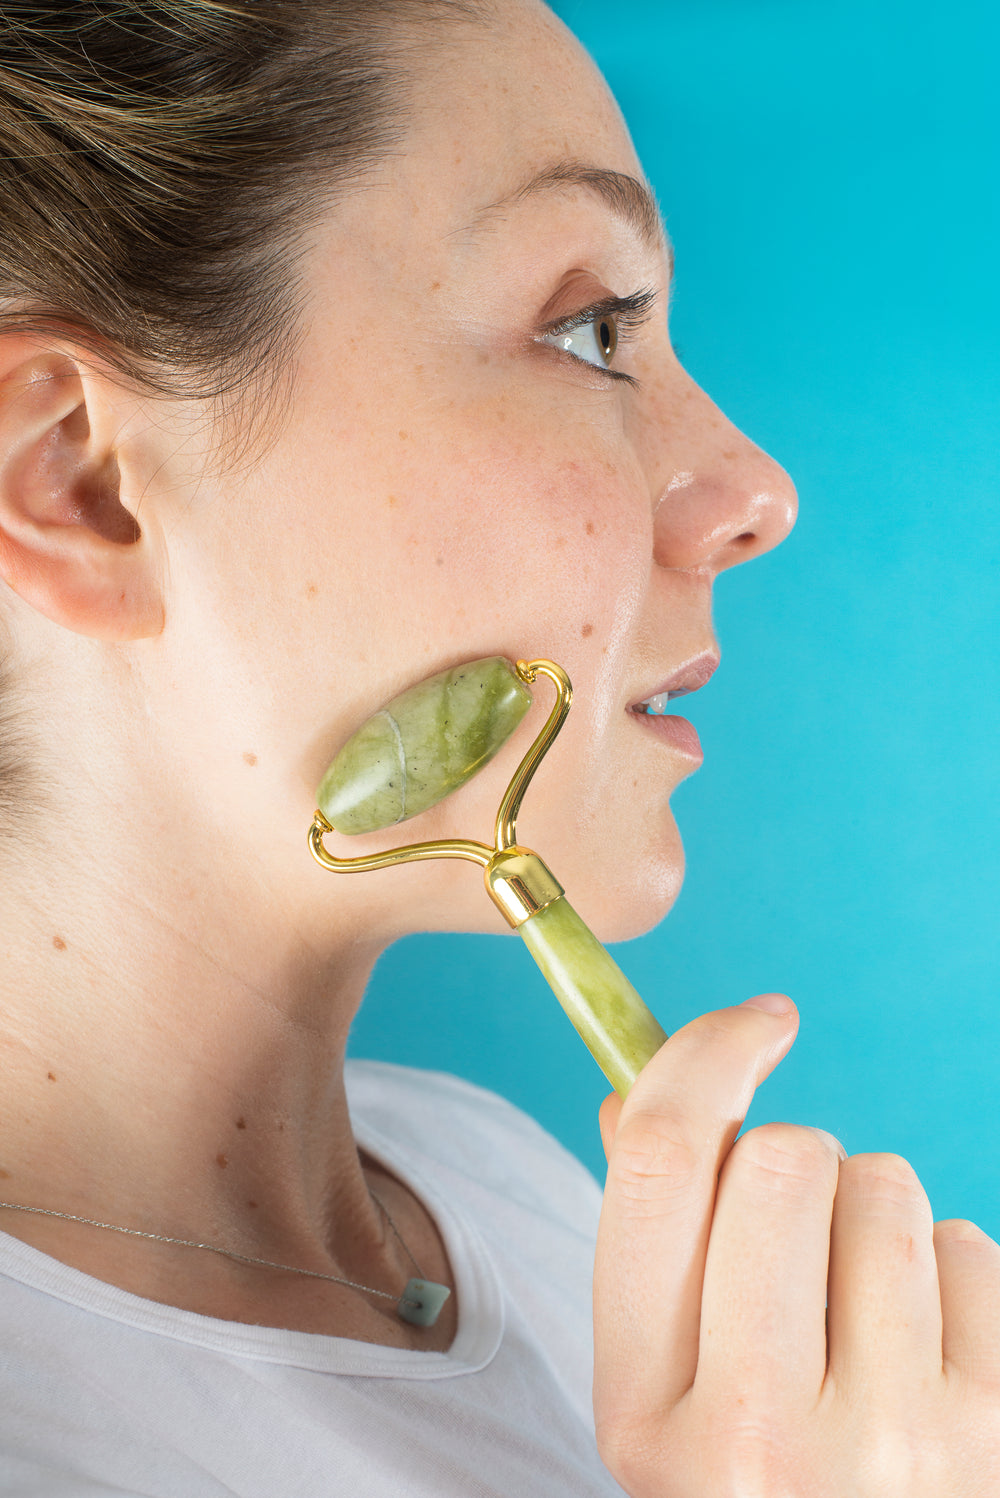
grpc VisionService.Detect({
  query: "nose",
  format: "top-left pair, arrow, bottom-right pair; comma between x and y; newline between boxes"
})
649,375 -> 797,575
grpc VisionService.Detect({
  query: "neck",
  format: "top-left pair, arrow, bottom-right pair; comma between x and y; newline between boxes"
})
0,820 -> 385,1269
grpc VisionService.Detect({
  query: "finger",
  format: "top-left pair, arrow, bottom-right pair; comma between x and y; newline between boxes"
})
935,1218 -> 1000,1387
599,1092 -> 622,1161
594,995 -> 798,1445
826,1153 -> 942,1391
697,1123 -> 844,1409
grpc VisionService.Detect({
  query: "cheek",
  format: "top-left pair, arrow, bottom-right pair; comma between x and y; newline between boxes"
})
234,375 -> 648,727
260,344 -> 657,793
285,298 -> 654,662
318,396 -> 657,838
372,418 -> 652,667
264,368 -> 684,940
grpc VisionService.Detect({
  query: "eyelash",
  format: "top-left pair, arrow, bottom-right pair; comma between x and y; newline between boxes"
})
539,286 -> 660,386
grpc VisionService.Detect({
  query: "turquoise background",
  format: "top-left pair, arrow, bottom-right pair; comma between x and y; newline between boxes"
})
350,0 -> 1000,1240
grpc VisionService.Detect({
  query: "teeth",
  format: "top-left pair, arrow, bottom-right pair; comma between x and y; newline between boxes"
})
638,692 -> 672,715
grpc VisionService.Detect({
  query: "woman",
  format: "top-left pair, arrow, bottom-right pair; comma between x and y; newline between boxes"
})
0,1 -> 996,1493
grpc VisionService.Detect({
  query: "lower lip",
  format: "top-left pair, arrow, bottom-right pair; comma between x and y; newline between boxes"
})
631,711 -> 704,764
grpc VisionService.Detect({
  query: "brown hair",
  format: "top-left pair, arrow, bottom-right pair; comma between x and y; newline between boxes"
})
0,0 -> 488,828
0,0 -> 487,399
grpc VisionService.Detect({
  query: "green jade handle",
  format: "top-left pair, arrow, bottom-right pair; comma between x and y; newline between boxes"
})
485,848 -> 667,1097
519,897 -> 667,1097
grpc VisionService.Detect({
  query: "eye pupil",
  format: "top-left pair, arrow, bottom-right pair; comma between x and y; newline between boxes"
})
597,315 -> 617,361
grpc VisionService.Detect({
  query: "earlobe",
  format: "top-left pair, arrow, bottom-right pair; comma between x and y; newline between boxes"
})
0,339 -> 164,640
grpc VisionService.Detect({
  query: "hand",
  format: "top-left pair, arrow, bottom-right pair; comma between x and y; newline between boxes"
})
593,995 -> 1000,1497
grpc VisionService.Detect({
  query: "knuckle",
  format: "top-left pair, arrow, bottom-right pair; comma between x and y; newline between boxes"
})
978,1393 -> 1000,1437
732,1121 -> 841,1195
690,1007 -> 763,1075
951,1350 -> 1000,1398
611,1116 -> 702,1209
934,1216 -> 998,1251
843,1151 -> 925,1207
703,1007 -> 750,1047
859,1422 -> 943,1491
699,1410 -> 796,1498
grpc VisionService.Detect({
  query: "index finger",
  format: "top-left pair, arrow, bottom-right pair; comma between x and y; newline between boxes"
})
593,995 -> 798,1443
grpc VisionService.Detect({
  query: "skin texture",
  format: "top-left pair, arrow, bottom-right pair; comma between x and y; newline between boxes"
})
0,0 -> 997,1489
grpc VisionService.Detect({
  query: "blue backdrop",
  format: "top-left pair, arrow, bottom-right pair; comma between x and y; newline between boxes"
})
349,0 -> 1000,1241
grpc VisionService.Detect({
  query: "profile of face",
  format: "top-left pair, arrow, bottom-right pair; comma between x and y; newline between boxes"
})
120,0 -> 797,946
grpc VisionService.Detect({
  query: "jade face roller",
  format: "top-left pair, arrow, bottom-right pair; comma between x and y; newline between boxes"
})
309,657 -> 667,1097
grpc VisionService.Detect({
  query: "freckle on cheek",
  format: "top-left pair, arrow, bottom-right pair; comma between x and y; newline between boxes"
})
581,623 -> 594,638
0,1167 -> 10,1179
47,1072 -> 57,1082
585,521 -> 595,536
216,1153 -> 228,1169
52,935 -> 66,951
242,752 -> 257,767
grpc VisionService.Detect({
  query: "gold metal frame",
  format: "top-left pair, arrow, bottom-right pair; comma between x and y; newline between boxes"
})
308,659 -> 572,925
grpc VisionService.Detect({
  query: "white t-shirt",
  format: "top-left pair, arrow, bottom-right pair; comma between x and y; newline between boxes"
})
0,1061 -> 627,1496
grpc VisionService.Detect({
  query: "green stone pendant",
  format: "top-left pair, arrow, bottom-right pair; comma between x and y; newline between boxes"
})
317,657 -> 532,835
398,1277 -> 451,1327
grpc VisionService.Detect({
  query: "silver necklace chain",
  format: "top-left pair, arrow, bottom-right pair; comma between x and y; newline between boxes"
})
0,1190 -> 438,1315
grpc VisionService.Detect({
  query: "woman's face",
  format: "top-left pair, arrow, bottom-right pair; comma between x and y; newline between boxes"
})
165,0 -> 797,942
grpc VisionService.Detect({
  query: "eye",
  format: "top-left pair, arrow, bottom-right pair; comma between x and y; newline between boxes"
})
537,287 -> 658,382
542,310 -> 619,370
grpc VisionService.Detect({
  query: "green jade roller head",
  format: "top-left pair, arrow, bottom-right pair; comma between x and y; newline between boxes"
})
309,656 -> 667,1097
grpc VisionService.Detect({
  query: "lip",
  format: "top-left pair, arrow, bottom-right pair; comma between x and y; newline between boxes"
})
626,648 -> 718,767
628,649 -> 720,710
632,710 -> 704,763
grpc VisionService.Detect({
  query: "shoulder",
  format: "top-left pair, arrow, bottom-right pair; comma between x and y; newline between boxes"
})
345,1059 -> 602,1223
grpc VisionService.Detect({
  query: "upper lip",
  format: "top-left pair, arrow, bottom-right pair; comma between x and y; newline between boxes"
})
629,649 -> 720,708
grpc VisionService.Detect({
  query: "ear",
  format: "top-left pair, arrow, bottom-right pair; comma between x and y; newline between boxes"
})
0,337 -> 165,640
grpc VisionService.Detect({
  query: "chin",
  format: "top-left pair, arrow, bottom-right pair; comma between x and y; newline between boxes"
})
409,831 -> 684,946
378,785 -> 687,943
556,823 -> 687,945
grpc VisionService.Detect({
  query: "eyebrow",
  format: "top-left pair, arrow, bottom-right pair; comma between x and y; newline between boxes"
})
469,158 -> 672,270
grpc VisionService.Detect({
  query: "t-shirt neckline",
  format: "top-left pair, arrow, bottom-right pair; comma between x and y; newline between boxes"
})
0,1107 -> 504,1380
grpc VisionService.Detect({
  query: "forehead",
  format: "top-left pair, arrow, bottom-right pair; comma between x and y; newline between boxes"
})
398,0 -> 646,228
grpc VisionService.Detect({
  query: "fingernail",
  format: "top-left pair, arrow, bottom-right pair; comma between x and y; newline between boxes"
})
740,993 -> 793,1017
806,1127 -> 848,1161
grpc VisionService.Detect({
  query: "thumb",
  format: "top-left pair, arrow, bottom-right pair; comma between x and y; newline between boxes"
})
598,1091 -> 623,1161
596,992 -> 795,1162
594,992 -> 799,1426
